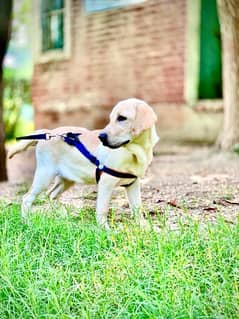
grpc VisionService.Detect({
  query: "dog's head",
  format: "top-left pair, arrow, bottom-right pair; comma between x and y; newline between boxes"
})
99,98 -> 158,149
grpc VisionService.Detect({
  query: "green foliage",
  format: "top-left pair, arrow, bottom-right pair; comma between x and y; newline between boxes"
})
11,0 -> 31,39
232,143 -> 239,154
0,201 -> 238,318
3,0 -> 33,140
3,75 -> 31,140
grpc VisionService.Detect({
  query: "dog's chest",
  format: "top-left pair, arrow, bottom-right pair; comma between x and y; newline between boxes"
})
56,150 -> 96,184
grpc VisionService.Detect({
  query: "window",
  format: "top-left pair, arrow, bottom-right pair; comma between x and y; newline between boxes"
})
41,0 -> 65,52
84,0 -> 146,13
34,0 -> 71,63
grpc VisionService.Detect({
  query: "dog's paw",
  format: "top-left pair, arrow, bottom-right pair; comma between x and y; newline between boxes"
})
21,200 -> 32,220
96,217 -> 110,231
138,218 -> 151,231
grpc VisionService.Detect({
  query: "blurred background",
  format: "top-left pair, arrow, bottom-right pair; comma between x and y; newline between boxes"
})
1,0 -> 238,182
3,0 -> 223,143
3,0 -> 32,140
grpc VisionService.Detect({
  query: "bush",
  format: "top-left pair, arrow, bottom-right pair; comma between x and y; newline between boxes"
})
3,76 -> 31,140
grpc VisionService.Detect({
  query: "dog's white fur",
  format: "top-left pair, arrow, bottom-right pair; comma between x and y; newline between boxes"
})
9,98 -> 159,229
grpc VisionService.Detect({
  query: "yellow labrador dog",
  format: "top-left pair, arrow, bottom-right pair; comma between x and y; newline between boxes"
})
9,98 -> 159,229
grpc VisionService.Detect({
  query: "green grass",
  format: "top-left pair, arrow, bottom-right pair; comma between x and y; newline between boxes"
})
0,201 -> 238,319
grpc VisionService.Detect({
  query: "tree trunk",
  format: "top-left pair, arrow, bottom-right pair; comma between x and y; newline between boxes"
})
0,66 -> 7,181
0,0 -> 13,181
217,0 -> 239,150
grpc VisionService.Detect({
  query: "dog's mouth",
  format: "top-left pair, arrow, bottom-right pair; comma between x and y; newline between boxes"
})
102,139 -> 130,149
98,132 -> 130,149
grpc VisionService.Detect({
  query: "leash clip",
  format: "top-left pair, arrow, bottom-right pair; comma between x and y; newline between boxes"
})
45,133 -> 55,140
45,133 -> 51,140
46,133 -> 63,140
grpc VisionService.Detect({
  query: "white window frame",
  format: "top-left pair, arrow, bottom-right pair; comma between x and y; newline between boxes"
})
184,0 -> 201,105
33,0 -> 71,63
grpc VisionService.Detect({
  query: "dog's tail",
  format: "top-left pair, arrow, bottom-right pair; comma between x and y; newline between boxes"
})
8,129 -> 48,159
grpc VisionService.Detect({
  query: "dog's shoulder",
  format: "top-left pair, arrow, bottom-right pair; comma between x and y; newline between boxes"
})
80,129 -> 101,151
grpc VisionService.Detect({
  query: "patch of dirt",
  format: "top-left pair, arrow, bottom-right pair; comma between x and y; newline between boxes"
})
1,146 -> 239,229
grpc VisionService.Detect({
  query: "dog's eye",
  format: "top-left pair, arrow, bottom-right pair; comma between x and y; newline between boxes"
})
117,115 -> 127,122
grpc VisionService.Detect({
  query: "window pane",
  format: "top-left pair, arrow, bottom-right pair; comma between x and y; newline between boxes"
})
52,0 -> 64,10
42,14 -> 51,51
84,0 -> 145,13
41,0 -> 64,52
42,0 -> 64,13
50,13 -> 64,49
41,0 -> 51,12
42,12 -> 64,52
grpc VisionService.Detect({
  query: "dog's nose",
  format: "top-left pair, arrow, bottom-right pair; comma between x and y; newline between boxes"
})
98,132 -> 108,145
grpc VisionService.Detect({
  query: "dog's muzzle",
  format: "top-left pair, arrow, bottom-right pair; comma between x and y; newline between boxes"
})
98,132 -> 129,149
98,132 -> 108,145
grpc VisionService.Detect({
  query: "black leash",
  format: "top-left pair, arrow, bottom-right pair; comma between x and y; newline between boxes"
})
16,133 -> 50,140
16,132 -> 137,185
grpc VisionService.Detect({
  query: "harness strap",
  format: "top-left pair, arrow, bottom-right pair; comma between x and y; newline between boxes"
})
62,133 -> 137,185
16,132 -> 137,186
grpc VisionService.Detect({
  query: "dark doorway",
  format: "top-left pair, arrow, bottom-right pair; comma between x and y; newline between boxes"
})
199,0 -> 222,99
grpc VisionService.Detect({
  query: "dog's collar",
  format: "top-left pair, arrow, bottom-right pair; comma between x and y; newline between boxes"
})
16,132 -> 137,186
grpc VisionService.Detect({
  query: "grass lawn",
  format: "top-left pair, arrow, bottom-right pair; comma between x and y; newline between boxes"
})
0,201 -> 238,319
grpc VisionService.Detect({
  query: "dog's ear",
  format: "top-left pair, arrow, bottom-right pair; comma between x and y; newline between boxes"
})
132,102 -> 157,136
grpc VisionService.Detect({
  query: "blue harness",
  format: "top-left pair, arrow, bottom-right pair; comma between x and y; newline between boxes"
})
16,132 -> 137,185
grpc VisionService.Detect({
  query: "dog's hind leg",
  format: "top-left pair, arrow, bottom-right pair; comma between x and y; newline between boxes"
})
22,166 -> 55,219
46,176 -> 63,198
47,177 -> 74,200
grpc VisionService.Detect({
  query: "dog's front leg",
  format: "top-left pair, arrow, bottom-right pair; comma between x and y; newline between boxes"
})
125,178 -> 141,216
125,178 -> 150,229
96,176 -> 117,230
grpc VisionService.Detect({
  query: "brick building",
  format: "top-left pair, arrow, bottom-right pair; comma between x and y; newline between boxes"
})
32,0 -> 223,143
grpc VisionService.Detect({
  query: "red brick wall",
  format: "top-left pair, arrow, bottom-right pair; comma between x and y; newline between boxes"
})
32,0 -> 187,129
